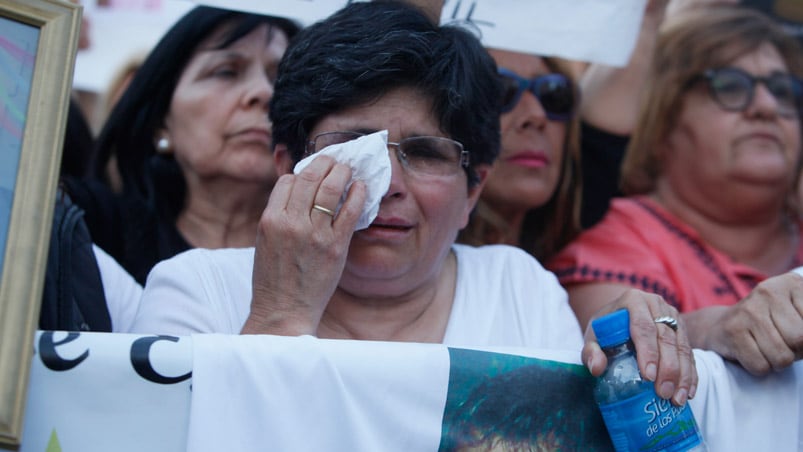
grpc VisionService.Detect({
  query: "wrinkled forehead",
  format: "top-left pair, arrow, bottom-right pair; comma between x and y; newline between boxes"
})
194,20 -> 279,53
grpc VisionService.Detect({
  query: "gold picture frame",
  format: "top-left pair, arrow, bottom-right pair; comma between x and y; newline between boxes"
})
0,0 -> 80,447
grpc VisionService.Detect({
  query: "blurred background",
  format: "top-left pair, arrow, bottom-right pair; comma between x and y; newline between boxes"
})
70,0 -> 803,134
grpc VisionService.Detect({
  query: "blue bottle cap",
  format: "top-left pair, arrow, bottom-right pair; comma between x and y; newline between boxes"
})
592,309 -> 631,348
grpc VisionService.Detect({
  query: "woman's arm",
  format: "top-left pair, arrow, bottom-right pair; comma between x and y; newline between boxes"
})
579,0 -> 668,135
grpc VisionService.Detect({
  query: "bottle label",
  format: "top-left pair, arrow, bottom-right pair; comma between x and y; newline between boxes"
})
598,391 -> 702,452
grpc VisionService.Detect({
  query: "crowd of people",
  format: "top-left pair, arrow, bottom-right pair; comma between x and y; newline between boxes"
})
39,0 -> 803,446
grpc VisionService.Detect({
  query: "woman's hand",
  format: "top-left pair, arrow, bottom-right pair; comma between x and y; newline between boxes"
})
582,289 -> 697,406
685,272 -> 803,375
241,155 -> 366,335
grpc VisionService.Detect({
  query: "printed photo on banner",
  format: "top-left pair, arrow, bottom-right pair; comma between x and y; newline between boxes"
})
438,348 -> 613,451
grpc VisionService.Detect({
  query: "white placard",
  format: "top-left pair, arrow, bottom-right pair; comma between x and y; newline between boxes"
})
194,0 -> 648,65
72,0 -> 196,92
73,0 -> 648,93
440,0 -> 648,66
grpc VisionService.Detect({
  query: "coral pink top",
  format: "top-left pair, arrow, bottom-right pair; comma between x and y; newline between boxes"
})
548,196 -> 803,312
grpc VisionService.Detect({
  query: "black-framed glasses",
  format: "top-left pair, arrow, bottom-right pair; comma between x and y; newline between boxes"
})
306,131 -> 469,178
701,67 -> 802,118
498,67 -> 575,120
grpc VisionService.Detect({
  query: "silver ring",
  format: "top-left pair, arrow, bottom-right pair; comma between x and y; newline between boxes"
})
312,204 -> 335,217
654,316 -> 678,332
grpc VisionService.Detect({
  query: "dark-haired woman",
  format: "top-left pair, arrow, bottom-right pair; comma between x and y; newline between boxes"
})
65,6 -> 300,284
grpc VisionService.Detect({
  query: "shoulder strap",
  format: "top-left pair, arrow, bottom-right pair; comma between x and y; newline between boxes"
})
39,189 -> 112,332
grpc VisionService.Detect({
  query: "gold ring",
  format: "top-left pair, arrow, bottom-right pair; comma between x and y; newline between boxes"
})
654,316 -> 678,332
312,204 -> 335,217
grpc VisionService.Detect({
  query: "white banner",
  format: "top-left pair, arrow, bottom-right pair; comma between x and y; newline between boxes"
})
74,0 -> 647,92
14,332 -> 192,451
5,331 -> 802,451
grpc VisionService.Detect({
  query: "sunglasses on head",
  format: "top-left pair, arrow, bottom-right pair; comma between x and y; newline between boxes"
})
497,67 -> 575,120
701,67 -> 803,118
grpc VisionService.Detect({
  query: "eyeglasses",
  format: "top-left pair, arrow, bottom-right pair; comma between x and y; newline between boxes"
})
498,67 -> 575,120
701,67 -> 802,118
306,131 -> 469,178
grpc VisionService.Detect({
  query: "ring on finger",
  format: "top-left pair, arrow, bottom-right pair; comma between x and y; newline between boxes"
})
654,315 -> 678,332
312,204 -> 336,217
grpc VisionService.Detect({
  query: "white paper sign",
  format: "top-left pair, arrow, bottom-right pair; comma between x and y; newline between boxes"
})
72,0 -> 196,92
74,0 -> 648,93
439,0 -> 648,66
195,0 -> 648,65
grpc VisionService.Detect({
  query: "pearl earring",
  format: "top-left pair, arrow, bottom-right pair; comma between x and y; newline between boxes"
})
156,137 -> 170,153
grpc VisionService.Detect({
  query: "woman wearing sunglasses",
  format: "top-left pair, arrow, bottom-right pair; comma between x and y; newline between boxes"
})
459,0 -> 672,261
458,50 -> 582,262
548,4 -> 803,375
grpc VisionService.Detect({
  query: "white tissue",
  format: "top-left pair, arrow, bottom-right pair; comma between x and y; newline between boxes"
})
293,130 -> 392,230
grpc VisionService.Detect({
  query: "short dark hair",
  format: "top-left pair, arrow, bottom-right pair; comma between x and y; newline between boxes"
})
269,1 -> 502,186
92,6 -> 300,220
443,364 -> 612,450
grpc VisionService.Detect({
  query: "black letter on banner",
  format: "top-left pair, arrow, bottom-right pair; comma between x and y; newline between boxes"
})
131,335 -> 191,384
446,0 -> 494,29
39,331 -> 89,371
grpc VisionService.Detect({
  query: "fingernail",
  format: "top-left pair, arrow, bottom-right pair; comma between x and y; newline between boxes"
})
673,388 -> 688,405
645,363 -> 657,381
660,381 -> 675,399
586,356 -> 595,373
689,384 -> 697,400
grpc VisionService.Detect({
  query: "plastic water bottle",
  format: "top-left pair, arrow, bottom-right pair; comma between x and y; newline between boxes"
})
591,309 -> 706,451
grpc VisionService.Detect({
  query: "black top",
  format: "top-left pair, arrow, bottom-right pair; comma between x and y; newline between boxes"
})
40,189 -> 112,332
61,100 -> 95,179
62,177 -> 191,285
579,121 -> 630,229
